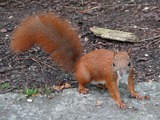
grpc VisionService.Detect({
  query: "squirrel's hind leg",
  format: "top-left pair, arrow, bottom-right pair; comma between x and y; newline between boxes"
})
74,63 -> 91,94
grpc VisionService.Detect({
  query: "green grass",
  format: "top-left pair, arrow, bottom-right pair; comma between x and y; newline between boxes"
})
44,85 -> 52,95
0,82 -> 52,97
24,85 -> 52,97
0,83 -> 10,89
25,88 -> 38,97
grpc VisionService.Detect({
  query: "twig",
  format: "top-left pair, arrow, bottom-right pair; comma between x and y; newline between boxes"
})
90,6 -> 101,10
16,57 -> 56,70
78,5 -> 102,14
90,26 -> 139,42
147,39 -> 160,46
141,35 -> 160,42
154,40 -> 160,44
32,58 -> 44,73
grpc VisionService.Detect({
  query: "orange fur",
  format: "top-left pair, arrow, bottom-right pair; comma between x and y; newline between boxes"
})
11,12 -> 82,71
74,49 -> 145,109
11,12 -> 146,109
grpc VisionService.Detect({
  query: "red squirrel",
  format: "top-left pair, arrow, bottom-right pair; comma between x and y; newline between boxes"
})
10,12 -> 146,109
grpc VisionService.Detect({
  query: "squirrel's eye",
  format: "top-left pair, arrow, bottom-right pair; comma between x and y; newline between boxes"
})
128,62 -> 131,66
113,63 -> 115,67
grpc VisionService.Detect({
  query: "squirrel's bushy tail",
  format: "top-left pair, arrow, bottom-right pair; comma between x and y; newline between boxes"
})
11,12 -> 83,71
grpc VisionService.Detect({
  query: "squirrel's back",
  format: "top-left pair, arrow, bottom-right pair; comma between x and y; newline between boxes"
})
11,12 -> 83,71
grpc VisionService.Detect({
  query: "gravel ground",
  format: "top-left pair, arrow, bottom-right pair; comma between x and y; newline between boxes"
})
0,82 -> 160,120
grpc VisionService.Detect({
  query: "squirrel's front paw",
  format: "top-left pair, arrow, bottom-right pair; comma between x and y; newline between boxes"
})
118,102 -> 127,109
131,92 -> 144,100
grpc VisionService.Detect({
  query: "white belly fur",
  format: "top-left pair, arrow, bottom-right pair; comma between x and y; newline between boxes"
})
117,73 -> 129,86
90,73 -> 129,87
91,81 -> 106,85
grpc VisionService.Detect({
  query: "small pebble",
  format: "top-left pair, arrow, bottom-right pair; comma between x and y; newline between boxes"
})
128,106 -> 133,109
0,28 -> 7,33
142,7 -> 149,12
143,7 -> 149,10
83,16 -> 88,21
84,37 -> 89,42
133,25 -> 138,29
47,95 -> 54,99
144,54 -> 149,57
125,10 -> 129,12
8,16 -> 13,19
27,99 -> 33,102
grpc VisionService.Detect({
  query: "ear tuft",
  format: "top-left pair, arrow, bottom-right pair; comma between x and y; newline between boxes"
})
113,48 -> 118,54
127,48 -> 131,56
113,48 -> 118,57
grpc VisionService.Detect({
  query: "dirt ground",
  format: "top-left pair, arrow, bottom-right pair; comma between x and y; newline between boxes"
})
0,0 -> 159,93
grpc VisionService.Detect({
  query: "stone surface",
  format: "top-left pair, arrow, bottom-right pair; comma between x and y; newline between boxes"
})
0,82 -> 159,120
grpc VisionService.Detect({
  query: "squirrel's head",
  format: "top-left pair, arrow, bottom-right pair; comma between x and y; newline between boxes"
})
112,49 -> 132,77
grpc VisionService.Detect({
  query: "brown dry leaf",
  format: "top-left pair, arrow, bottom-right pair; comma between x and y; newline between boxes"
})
32,93 -> 42,97
52,83 -> 71,91
53,85 -> 65,91
64,83 -> 71,88
145,95 -> 149,99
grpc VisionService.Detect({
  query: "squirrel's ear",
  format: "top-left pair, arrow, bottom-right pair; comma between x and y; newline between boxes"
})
113,48 -> 118,57
127,48 -> 131,56
113,48 -> 118,54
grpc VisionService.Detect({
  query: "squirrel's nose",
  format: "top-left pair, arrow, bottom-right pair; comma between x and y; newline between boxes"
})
119,70 -> 125,77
